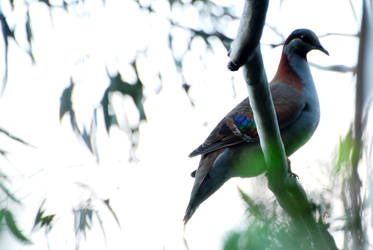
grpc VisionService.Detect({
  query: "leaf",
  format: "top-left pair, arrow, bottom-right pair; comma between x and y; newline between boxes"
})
0,149 -> 7,156
59,80 -> 74,121
74,205 -> 93,239
335,127 -> 354,173
39,0 -> 51,7
168,0 -> 178,8
182,83 -> 190,93
81,127 -> 93,153
60,79 -> 80,133
110,68 -> 146,121
32,200 -> 55,232
25,10 -> 35,64
0,182 -> 21,203
93,210 -> 107,244
238,187 -> 266,221
100,89 -> 112,133
2,209 -> 31,244
223,231 -> 240,250
102,199 -> 120,227
103,66 -> 146,133
0,14 -> 15,92
0,127 -> 32,147
26,11 -> 32,47
60,80 -> 101,157
9,0 -> 15,8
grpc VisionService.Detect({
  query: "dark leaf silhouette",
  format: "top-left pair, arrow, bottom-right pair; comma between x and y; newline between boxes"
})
74,205 -> 93,239
59,80 -> 74,121
0,127 -> 32,147
60,80 -> 98,156
102,66 -> 146,133
1,209 -> 31,244
0,182 -> 20,203
102,199 -> 120,227
32,200 -> 55,232
38,0 -> 51,7
25,10 -> 35,63
0,14 -> 15,92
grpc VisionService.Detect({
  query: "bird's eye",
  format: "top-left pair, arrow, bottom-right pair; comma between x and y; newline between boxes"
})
300,34 -> 305,40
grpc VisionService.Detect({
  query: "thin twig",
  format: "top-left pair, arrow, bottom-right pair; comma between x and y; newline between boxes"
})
169,20 -> 233,44
266,24 -> 285,40
319,32 -> 359,38
309,62 -> 356,73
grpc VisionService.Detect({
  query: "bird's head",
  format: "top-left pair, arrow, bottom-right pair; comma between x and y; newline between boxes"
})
283,29 -> 329,58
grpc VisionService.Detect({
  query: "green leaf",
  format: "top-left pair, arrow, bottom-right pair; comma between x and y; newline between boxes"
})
9,0 -> 15,8
0,182 -> 21,203
335,127 -> 354,173
2,209 -> 31,244
33,200 -> 55,232
238,187 -> 266,221
223,231 -> 240,250
0,14 -> 15,91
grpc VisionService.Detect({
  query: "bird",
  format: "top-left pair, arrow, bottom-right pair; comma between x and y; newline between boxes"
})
184,29 -> 329,224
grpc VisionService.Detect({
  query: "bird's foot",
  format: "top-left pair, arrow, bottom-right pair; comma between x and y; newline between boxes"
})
287,158 -> 299,179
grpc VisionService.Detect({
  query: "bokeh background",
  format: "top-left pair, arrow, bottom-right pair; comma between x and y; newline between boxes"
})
0,0 -> 372,249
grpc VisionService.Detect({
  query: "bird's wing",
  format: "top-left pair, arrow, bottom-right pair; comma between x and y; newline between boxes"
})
189,98 -> 255,157
189,82 -> 306,157
270,82 -> 306,129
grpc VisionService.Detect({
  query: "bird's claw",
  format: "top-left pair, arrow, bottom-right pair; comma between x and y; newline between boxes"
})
288,171 -> 299,179
287,159 -> 299,179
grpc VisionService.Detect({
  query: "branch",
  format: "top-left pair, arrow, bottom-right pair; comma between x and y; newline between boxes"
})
243,47 -> 337,250
346,1 -> 372,249
319,32 -> 359,38
225,0 -> 338,249
309,62 -> 356,73
169,20 -> 233,45
227,0 -> 269,71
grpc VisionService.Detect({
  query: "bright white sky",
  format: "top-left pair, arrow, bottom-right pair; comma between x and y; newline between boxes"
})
0,0 -> 368,249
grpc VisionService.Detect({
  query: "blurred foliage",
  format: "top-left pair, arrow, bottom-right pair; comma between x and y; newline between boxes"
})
0,0 -> 236,246
223,188 -> 334,250
0,130 -> 32,244
0,127 -> 32,158
0,174 -> 31,244
334,127 -> 355,174
0,209 -> 31,244
0,0 -> 237,157
32,199 -> 55,234
30,184 -> 120,250
73,183 -> 121,250
1,0 -> 371,249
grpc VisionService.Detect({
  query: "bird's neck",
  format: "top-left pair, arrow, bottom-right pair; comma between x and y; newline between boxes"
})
272,48 -> 312,91
273,46 -> 319,113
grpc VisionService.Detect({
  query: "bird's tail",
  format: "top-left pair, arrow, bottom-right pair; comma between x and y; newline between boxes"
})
183,203 -> 196,225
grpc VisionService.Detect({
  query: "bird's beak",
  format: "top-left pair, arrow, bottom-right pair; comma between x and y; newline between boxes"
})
315,44 -> 329,56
